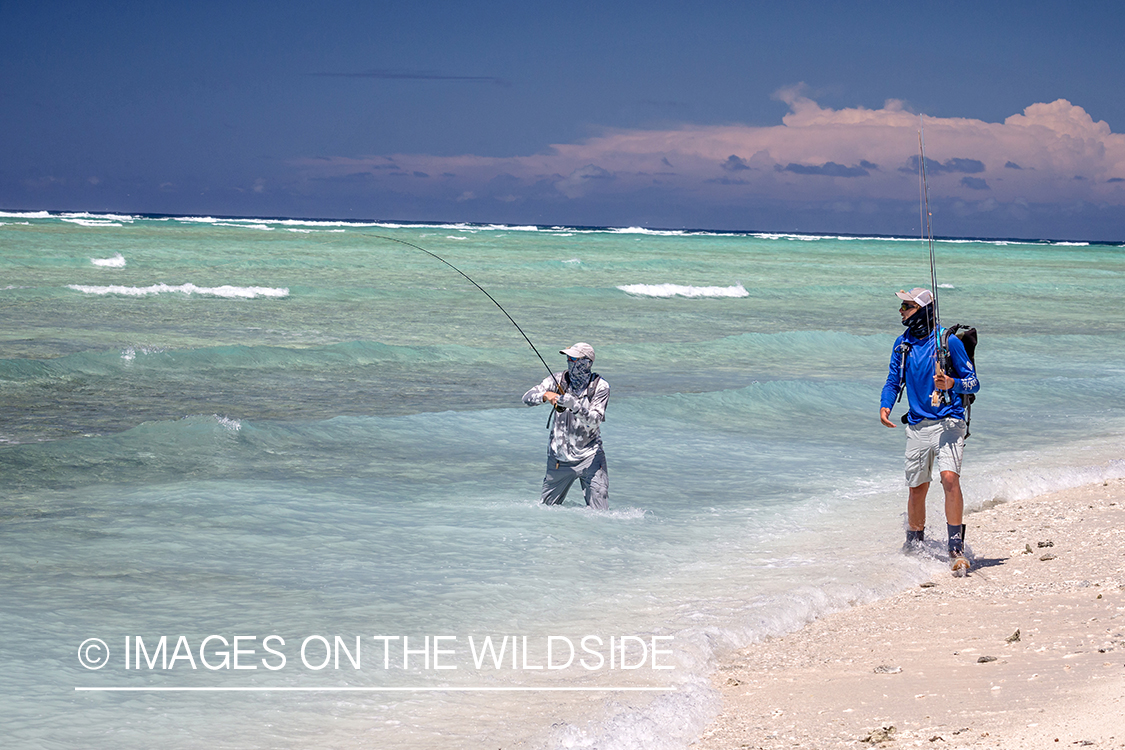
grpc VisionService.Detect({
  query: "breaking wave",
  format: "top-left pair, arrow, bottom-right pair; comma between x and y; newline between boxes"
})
617,283 -> 749,298
67,283 -> 289,298
91,253 -> 126,267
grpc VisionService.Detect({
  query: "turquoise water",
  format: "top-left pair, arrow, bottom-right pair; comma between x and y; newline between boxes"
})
1,212 -> 1123,749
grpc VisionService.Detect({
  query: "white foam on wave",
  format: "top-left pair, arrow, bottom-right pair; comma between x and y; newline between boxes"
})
445,235 -> 467,240
485,224 -> 539,232
174,217 -> 273,230
0,210 -> 51,219
62,218 -> 122,227
746,232 -> 1051,247
175,216 -> 224,224
618,283 -> 749,298
610,226 -> 693,236
213,415 -> 242,431
1052,241 -> 1090,246
939,238 -> 1035,246
968,457 -> 1125,510
828,235 -> 909,242
62,211 -> 137,222
174,216 -> 489,233
121,345 -> 167,362
91,253 -> 126,268
278,219 -> 386,228
751,232 -> 821,241
217,222 -> 273,231
938,283 -> 954,289
68,283 -> 289,299
375,221 -> 477,231
562,258 -> 581,264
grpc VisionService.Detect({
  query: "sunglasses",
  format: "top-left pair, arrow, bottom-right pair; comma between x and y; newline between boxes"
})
899,301 -> 919,311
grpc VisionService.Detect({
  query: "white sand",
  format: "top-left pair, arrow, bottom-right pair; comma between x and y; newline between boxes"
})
694,478 -> 1125,749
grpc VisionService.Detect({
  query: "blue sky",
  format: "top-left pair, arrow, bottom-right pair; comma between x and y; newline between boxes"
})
3,1 -> 1125,240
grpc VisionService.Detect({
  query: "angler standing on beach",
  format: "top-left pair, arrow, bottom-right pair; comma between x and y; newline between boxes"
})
880,288 -> 979,574
523,342 -> 610,509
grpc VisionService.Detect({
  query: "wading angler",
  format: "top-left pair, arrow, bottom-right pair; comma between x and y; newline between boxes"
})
523,343 -> 610,509
880,287 -> 980,574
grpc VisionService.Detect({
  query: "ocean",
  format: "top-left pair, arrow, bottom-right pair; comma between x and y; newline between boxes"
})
2,211 -> 1123,749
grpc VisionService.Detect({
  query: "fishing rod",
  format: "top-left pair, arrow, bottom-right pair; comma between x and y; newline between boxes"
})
370,234 -> 566,419
917,125 -> 950,408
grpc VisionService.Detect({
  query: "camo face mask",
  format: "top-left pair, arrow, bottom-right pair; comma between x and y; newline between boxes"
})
567,357 -> 592,395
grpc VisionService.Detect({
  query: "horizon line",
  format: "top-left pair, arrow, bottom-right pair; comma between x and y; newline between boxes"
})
2,207 -> 1120,246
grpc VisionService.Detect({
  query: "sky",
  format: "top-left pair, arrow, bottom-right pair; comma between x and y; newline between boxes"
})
3,0 -> 1125,240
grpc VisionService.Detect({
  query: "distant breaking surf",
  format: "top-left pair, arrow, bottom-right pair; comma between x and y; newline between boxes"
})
617,283 -> 749,298
67,283 -> 289,298
91,253 -> 126,267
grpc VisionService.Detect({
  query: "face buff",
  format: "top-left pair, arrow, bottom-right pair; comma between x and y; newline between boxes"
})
903,304 -> 936,339
567,357 -> 593,395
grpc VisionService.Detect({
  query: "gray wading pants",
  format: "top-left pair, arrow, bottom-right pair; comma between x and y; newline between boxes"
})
540,448 -> 608,510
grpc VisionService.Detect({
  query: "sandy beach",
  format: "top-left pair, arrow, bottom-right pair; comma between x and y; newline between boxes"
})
695,476 -> 1125,750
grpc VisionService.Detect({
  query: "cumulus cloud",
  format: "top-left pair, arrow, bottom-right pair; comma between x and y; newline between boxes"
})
293,90 -> 1125,210
555,165 -> 615,198
779,161 -> 871,177
900,156 -> 985,175
721,155 -> 752,172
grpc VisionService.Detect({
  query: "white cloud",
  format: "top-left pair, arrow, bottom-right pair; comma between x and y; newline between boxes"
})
294,90 -> 1125,209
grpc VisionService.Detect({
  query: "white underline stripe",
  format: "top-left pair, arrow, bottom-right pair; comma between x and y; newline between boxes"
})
75,686 -> 674,692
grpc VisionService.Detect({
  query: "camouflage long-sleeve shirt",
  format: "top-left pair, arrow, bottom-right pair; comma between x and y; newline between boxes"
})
522,371 -> 610,462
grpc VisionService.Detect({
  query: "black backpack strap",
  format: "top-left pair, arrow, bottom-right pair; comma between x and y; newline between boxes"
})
893,342 -> 911,404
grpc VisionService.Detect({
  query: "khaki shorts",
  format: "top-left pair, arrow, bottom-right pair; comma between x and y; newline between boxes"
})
904,418 -> 966,487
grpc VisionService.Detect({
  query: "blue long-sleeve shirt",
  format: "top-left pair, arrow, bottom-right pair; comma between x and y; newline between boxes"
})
880,327 -> 979,423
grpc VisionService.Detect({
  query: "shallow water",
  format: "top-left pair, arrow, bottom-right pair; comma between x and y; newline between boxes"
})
1,212 -> 1123,748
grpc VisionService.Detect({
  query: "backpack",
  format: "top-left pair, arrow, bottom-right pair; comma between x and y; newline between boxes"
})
941,324 -> 977,437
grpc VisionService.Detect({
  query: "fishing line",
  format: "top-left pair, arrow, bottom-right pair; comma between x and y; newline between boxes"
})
370,233 -> 562,393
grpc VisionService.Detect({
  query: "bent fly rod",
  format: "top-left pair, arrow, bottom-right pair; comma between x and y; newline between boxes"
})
370,234 -> 565,416
917,124 -> 950,408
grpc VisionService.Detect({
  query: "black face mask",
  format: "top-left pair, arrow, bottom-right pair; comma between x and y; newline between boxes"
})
903,304 -> 935,338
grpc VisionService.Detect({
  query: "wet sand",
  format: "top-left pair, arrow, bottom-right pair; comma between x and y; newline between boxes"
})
695,477 -> 1125,749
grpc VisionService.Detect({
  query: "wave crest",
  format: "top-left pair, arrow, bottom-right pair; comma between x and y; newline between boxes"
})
91,253 -> 126,267
67,283 -> 289,298
617,283 -> 748,298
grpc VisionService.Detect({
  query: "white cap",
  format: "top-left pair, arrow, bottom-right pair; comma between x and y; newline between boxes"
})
560,342 -> 595,362
896,287 -> 934,307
